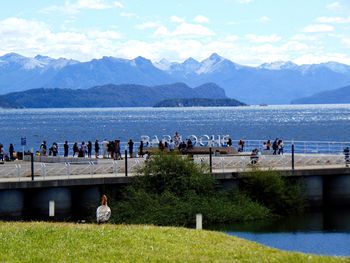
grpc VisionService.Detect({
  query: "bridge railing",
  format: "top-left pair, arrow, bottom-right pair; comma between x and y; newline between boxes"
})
1,151 -> 348,181
234,140 -> 350,155
193,153 -> 345,173
0,158 -> 146,181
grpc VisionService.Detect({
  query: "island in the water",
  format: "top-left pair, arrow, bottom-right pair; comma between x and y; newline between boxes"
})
0,82 -> 236,108
154,98 -> 246,107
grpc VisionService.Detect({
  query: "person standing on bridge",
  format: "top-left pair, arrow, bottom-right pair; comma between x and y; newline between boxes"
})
272,139 -> 278,155
138,140 -> 144,157
87,141 -> 92,158
40,141 -> 47,156
102,139 -> 109,158
238,139 -> 245,152
73,142 -> 78,157
9,143 -> 14,161
64,141 -> 69,157
278,139 -> 284,155
94,140 -> 100,158
128,139 -> 134,158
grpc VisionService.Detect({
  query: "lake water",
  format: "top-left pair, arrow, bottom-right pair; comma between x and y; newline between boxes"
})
215,209 -> 350,257
1,104 -> 350,151
1,104 -> 350,256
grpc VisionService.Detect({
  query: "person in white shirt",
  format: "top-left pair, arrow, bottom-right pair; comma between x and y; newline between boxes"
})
102,139 -> 109,158
96,195 -> 111,224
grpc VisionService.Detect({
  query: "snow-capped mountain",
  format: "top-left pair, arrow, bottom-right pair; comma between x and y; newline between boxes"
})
1,52 -> 350,104
259,61 -> 298,71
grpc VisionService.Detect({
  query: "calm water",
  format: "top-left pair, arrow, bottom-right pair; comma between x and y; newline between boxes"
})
1,104 -> 350,150
214,209 -> 350,257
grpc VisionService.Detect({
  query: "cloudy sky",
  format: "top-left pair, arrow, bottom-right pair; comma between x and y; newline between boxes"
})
1,0 -> 350,65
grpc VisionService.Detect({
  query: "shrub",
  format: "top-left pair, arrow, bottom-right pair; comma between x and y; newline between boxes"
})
240,170 -> 305,215
110,152 -> 271,226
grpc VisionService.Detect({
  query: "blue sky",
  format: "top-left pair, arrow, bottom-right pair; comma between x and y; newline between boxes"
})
1,0 -> 350,65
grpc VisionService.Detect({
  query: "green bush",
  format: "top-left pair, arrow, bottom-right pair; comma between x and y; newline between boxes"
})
135,152 -> 214,196
110,152 -> 271,226
240,170 -> 305,215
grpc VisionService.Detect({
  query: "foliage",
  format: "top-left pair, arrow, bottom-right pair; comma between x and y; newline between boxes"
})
135,152 -> 214,196
154,98 -> 246,107
112,189 -> 270,226
0,222 -> 346,263
240,169 -> 305,215
111,152 -> 271,226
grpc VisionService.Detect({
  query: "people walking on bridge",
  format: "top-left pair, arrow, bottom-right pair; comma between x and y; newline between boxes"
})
102,139 -> 109,158
128,139 -> 134,158
227,138 -> 232,147
9,143 -> 14,161
278,139 -> 284,155
238,139 -> 245,152
52,142 -> 58,156
114,140 -> 121,160
272,139 -> 278,155
87,141 -> 92,158
73,142 -> 78,157
0,145 -> 4,162
344,147 -> 350,167
40,141 -> 47,156
266,140 -> 272,150
94,140 -> 100,158
174,131 -> 181,147
139,140 -> 144,157
79,142 -> 87,157
64,141 -> 69,157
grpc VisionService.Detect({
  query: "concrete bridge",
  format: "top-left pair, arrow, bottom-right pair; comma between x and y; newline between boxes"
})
0,153 -> 349,220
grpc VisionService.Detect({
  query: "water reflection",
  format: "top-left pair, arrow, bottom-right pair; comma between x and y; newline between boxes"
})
210,209 -> 350,256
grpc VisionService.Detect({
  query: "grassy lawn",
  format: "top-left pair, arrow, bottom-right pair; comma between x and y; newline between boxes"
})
0,222 -> 348,262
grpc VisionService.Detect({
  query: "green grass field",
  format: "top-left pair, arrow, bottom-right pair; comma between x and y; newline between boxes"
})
0,222 -> 348,262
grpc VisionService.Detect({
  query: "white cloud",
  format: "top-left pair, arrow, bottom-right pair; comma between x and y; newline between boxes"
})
42,0 -> 123,15
246,34 -> 282,43
113,1 -> 123,8
327,1 -> 342,11
2,16 -> 350,66
291,34 -> 319,41
316,16 -> 350,24
193,15 -> 209,24
0,17 -> 122,60
120,12 -> 137,18
170,16 -> 185,23
259,16 -> 270,23
302,24 -> 334,33
87,30 -> 122,40
224,35 -> 240,42
294,53 -> 350,65
342,37 -> 350,46
135,22 -> 160,30
237,0 -> 254,3
154,23 -> 215,37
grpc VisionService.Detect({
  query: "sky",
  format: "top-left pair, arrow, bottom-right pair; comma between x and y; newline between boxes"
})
1,0 -> 350,65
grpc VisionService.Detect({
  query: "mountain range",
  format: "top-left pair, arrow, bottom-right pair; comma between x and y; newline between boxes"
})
1,52 -> 350,104
291,84 -> 350,104
0,83 -> 227,108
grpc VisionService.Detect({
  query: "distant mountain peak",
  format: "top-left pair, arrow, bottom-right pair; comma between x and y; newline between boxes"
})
1,52 -> 24,59
131,56 -> 153,66
153,58 -> 172,70
208,53 -> 223,62
259,61 -> 298,70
